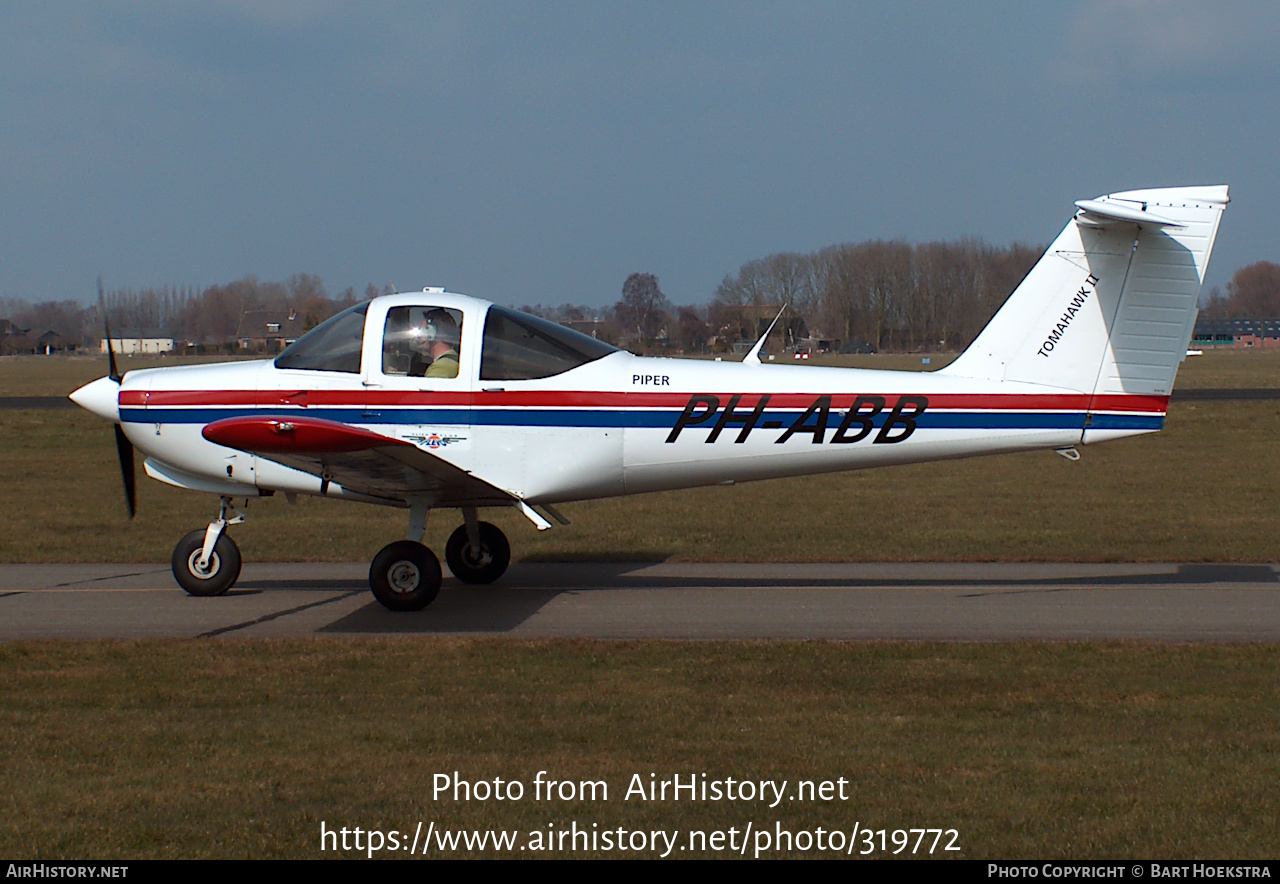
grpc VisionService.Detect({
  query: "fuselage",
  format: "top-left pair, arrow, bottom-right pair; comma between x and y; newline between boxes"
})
96,291 -> 1166,509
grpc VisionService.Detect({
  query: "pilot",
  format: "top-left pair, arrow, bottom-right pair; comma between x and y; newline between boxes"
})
408,309 -> 460,378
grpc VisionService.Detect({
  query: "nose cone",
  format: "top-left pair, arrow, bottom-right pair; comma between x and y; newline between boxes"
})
69,376 -> 121,423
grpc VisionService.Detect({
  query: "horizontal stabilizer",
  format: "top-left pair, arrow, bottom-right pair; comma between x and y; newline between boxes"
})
1073,199 -> 1182,228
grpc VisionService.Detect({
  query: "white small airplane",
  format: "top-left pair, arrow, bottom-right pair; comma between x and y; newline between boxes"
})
71,185 -> 1228,610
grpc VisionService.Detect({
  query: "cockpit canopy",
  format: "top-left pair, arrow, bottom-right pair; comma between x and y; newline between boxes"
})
273,297 -> 618,380
479,305 -> 617,381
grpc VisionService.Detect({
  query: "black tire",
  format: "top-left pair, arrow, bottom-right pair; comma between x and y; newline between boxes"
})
444,521 -> 511,585
171,529 -> 242,597
369,541 -> 442,611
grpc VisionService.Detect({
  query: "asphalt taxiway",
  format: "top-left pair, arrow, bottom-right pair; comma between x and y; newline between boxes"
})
2,561 -> 1278,641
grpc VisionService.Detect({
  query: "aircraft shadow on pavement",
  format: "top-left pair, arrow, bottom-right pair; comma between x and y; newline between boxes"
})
952,564 -> 1278,595
234,578 -> 369,592
317,563 -> 1278,635
322,586 -> 562,634
479,562 -> 1278,591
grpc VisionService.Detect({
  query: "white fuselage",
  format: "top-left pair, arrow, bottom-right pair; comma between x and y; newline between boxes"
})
111,323 -> 1163,509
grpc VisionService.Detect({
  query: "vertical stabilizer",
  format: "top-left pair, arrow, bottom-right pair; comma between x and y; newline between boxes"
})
943,186 -> 1229,402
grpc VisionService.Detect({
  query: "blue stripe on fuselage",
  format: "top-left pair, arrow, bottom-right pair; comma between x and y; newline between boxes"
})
121,406 -> 1160,432
1088,413 -> 1165,431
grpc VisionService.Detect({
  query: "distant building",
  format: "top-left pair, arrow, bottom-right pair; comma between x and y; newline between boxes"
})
33,330 -> 75,354
1191,318 -> 1280,349
796,336 -> 839,355
235,310 -> 308,353
1,320 -> 80,355
102,329 -> 175,355
0,319 -> 27,354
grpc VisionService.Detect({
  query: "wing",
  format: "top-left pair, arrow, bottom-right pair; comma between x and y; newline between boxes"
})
202,415 -> 516,507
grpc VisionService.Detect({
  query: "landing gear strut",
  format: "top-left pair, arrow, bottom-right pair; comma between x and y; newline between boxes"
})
171,498 -> 514,610
172,496 -> 244,596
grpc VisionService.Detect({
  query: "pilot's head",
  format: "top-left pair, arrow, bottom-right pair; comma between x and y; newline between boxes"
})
412,309 -> 460,353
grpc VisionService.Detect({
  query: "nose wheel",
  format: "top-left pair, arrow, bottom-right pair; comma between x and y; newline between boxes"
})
369,541 -> 442,611
445,521 -> 511,584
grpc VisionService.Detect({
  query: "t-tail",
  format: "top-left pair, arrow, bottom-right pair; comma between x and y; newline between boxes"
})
942,185 -> 1229,443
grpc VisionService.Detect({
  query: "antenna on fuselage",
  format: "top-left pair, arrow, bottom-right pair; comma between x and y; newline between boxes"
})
742,304 -> 787,365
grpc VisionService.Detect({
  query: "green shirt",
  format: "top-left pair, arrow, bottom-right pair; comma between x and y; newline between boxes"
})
425,350 -> 459,379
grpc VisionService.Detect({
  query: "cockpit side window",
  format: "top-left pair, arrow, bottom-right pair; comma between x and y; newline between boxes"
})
480,306 -> 619,381
274,302 -> 369,373
382,306 -> 464,378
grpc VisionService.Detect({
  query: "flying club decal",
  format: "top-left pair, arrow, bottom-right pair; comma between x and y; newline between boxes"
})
665,394 -> 928,445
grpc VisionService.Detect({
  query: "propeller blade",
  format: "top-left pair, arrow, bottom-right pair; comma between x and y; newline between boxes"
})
113,424 -> 137,518
98,276 -> 121,383
96,278 -> 134,517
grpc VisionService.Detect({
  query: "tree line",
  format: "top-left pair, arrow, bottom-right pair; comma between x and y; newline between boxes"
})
1198,261 -> 1280,319
525,239 -> 1048,356
707,240 -> 1045,353
0,275 -> 385,351
615,253 -> 1280,355
2,252 -> 1278,356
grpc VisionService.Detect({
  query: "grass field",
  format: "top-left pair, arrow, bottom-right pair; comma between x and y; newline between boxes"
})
0,353 -> 252,398
2,639 -> 1278,859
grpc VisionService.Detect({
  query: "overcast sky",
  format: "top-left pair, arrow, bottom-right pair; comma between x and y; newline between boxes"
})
2,1 -> 1275,307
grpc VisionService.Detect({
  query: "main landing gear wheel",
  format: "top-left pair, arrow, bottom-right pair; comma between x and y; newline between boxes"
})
370,540 -> 442,611
172,529 -> 242,597
445,522 -> 511,585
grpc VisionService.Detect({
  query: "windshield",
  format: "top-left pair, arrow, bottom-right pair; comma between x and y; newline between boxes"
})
480,306 -> 618,380
274,302 -> 369,373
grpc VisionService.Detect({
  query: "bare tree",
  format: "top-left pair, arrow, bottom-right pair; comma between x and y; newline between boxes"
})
1219,261 -> 1280,316
614,272 -> 670,349
286,273 -> 331,330
672,305 -> 710,353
